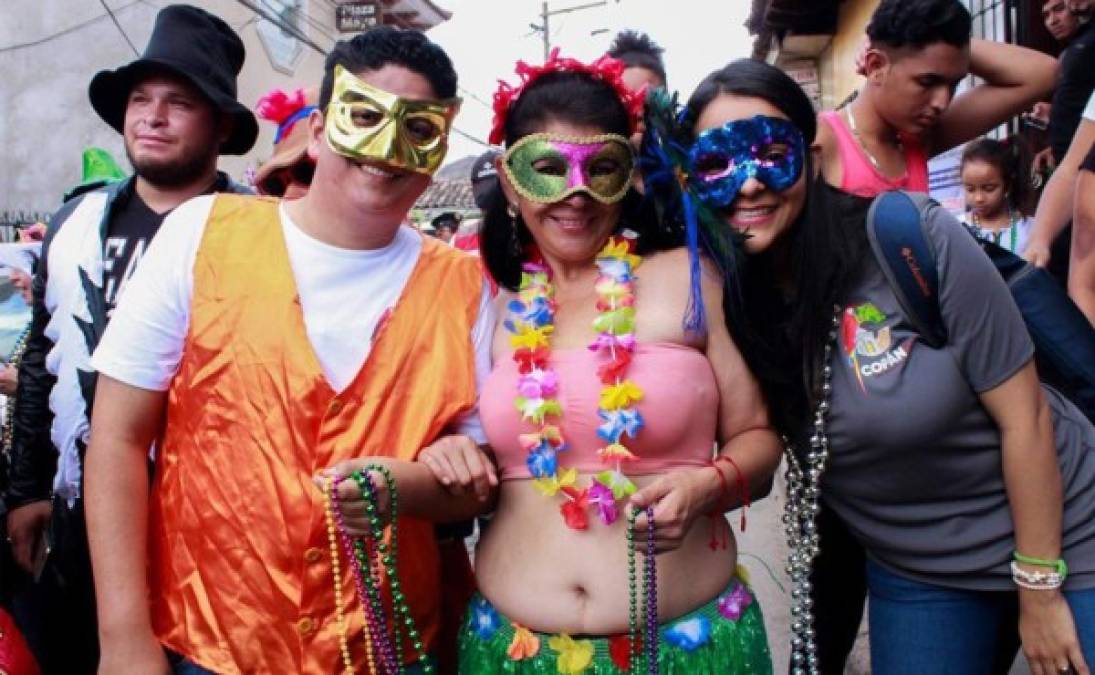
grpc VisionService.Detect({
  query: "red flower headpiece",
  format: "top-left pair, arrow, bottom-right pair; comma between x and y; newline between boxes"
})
489,48 -> 647,145
256,88 -> 307,125
256,88 -> 316,143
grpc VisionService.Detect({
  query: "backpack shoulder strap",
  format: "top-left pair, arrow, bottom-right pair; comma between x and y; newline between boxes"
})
865,190 -> 947,348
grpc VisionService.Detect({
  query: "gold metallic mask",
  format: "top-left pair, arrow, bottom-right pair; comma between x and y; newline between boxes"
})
324,64 -> 460,175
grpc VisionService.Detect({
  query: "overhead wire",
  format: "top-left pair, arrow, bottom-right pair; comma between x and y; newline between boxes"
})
280,1 -> 339,46
235,14 -> 259,32
98,0 -> 140,55
451,126 -> 491,148
458,86 -> 492,110
382,10 -> 492,148
233,0 -> 326,54
29,0 -> 492,148
0,0 -> 144,54
249,0 -> 338,47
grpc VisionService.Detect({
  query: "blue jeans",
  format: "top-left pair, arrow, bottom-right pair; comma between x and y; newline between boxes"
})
867,560 -> 1095,674
173,657 -> 216,675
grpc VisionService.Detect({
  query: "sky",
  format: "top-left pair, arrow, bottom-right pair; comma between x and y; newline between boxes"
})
426,0 -> 754,165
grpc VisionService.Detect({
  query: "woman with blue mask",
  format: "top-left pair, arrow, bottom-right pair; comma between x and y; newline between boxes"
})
645,58 -> 1095,675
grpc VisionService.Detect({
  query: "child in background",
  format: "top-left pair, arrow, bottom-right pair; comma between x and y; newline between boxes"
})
960,138 -> 1034,253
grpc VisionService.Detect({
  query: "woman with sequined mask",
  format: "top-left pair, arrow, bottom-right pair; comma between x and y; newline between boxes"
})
661,58 -> 1095,675
422,52 -> 781,673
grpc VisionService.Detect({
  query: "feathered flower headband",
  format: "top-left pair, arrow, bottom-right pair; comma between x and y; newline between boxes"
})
489,47 -> 646,145
256,88 -> 317,144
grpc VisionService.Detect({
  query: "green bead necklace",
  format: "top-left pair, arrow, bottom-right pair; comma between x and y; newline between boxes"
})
346,466 -> 434,674
626,506 -> 658,674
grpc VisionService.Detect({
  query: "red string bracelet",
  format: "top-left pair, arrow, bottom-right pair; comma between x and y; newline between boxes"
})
708,462 -> 731,502
705,463 -> 732,550
714,454 -> 750,531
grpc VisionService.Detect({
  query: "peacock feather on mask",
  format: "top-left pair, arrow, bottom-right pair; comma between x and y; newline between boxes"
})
639,89 -> 747,337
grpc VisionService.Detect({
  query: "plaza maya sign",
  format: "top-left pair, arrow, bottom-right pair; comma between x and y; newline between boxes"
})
336,1 -> 383,32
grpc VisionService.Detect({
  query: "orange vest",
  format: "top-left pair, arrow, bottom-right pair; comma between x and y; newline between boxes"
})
149,195 -> 481,674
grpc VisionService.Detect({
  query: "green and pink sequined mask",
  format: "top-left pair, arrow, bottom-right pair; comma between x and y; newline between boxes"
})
501,133 -> 635,204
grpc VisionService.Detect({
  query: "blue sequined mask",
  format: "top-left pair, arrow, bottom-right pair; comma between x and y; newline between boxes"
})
686,115 -> 806,209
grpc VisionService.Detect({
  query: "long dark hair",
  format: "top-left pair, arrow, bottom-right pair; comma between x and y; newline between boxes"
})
480,70 -> 677,290
960,137 -> 1034,216
684,59 -> 870,437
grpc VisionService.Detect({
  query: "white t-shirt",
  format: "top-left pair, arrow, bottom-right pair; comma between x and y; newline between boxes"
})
91,195 -> 494,443
1084,90 -> 1095,122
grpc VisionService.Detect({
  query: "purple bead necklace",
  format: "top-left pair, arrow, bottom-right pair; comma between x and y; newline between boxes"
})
332,476 -> 399,673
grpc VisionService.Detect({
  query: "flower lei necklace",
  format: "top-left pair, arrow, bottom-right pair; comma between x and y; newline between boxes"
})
504,232 -> 645,529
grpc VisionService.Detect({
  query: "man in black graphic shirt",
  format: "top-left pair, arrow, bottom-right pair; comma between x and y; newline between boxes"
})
101,200 -> 157,315
1,6 -> 254,673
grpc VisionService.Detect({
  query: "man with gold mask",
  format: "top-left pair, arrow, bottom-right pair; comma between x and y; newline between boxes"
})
84,28 -> 497,675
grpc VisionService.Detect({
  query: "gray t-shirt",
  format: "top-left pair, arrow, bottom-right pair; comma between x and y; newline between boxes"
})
822,201 -> 1095,591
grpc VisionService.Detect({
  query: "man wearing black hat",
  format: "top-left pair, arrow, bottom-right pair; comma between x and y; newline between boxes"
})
1,5 -> 254,673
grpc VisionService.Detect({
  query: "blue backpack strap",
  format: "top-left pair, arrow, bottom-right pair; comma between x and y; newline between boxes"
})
865,191 -> 947,348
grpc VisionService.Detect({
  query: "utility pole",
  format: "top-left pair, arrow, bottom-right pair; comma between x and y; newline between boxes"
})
541,2 -> 550,61
531,0 -> 608,61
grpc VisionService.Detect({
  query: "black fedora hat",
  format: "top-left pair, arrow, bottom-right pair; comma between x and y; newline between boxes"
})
88,4 -> 258,155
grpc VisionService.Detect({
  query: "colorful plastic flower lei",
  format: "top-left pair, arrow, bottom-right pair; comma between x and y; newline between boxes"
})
506,624 -> 541,661
663,615 -> 711,652
472,596 -> 502,640
716,582 -> 753,621
505,233 -> 644,530
548,634 -> 595,674
490,48 -> 646,145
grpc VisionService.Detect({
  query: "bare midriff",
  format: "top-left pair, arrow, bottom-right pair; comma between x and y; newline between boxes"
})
475,475 -> 737,635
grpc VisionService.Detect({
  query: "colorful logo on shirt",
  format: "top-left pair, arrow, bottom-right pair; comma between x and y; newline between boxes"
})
841,302 -> 914,393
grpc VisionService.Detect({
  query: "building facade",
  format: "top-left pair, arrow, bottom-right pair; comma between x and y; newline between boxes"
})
0,0 -> 449,217
749,0 -> 1057,111
747,0 -> 1058,212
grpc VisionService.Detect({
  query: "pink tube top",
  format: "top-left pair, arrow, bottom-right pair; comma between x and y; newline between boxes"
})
482,342 -> 718,480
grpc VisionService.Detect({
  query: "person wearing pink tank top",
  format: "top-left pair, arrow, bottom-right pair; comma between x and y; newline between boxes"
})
815,1 -> 1056,200
818,108 -> 929,197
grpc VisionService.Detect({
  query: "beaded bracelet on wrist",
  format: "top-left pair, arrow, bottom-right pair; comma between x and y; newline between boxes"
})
1013,551 -> 1068,578
1011,561 -> 1065,590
